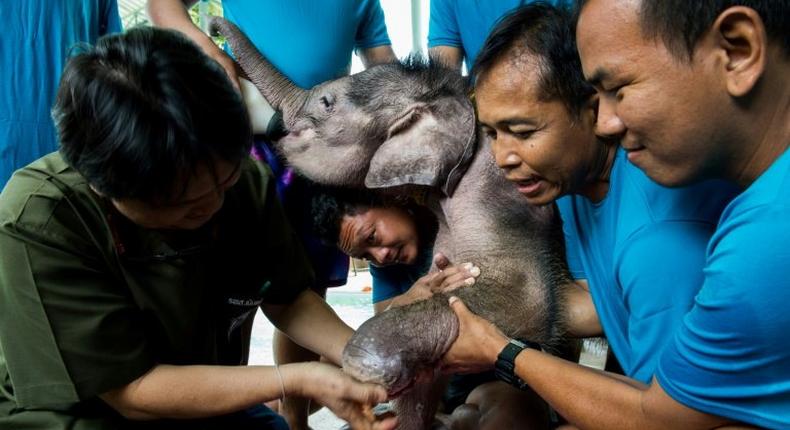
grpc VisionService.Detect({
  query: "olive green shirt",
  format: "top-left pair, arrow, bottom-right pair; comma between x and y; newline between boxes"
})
0,153 -> 314,427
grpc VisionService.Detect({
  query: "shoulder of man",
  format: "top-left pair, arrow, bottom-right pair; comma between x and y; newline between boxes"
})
0,152 -> 98,229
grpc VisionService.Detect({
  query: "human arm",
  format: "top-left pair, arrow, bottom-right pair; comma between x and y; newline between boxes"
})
428,46 -> 463,71
426,0 -> 464,71
441,297 -> 745,430
146,0 -> 240,89
359,45 -> 397,68
98,362 -> 394,428
261,289 -> 354,365
373,253 -> 479,313
355,0 -> 397,69
563,279 -> 602,338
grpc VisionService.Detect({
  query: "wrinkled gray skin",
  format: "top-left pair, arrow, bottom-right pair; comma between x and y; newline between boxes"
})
212,17 -> 571,429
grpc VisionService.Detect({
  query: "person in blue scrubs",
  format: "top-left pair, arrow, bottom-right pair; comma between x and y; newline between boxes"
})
0,0 -> 122,188
445,1 -> 790,428
427,0 -> 566,71
147,2 -> 397,428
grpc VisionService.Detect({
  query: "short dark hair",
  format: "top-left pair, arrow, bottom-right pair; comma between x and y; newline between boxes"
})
472,2 -> 594,118
576,0 -> 790,60
53,26 -> 252,201
311,188 -> 438,251
311,187 -> 384,246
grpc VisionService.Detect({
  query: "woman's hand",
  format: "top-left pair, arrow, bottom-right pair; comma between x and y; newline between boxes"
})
285,362 -> 397,430
441,297 -> 509,375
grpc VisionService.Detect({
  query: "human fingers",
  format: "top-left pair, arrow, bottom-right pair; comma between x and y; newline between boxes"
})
433,264 -> 481,292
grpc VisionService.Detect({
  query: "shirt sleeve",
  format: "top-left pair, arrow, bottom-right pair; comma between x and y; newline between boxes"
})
355,0 -> 392,50
427,0 -> 461,48
0,186 -> 154,407
370,265 -> 415,303
656,204 -> 790,429
614,221 -> 714,382
101,0 -> 123,34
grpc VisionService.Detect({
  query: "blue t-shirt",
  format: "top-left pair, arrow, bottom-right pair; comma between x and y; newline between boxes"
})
0,0 -> 122,187
557,149 -> 737,383
428,0 -> 565,69
656,148 -> 790,429
223,0 -> 391,89
370,250 -> 433,303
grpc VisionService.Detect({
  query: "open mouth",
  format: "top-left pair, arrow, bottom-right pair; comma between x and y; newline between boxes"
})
514,175 -> 544,197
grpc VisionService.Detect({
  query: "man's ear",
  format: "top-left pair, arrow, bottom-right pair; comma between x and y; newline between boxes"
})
708,6 -> 767,97
364,98 -> 476,196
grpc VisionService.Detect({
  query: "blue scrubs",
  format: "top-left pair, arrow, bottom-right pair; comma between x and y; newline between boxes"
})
223,0 -> 391,89
656,148 -> 790,429
557,149 -> 737,383
428,0 -> 565,69
0,0 -> 122,187
370,250 -> 432,303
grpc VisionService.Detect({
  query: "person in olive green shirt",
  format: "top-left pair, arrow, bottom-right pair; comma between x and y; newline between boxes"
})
0,27 -> 395,430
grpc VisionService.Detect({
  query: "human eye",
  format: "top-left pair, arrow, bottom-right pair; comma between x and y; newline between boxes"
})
480,125 -> 497,140
366,229 -> 377,245
510,128 -> 536,140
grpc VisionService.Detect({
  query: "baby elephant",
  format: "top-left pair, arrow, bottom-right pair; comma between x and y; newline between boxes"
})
211,17 -> 572,429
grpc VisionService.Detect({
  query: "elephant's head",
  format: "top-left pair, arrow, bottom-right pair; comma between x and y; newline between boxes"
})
210,17 -> 476,196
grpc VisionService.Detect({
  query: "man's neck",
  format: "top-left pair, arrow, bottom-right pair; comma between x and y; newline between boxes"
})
730,66 -> 790,188
578,141 -> 617,203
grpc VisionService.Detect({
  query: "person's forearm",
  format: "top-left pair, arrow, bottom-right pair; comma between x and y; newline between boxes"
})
563,280 -> 603,337
428,46 -> 463,71
101,363 -> 304,420
262,289 -> 354,365
512,349 -> 654,429
511,350 -> 732,430
147,0 -> 212,48
360,45 -> 397,68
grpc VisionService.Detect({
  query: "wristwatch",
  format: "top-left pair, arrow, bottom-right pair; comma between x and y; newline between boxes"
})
494,338 -> 541,390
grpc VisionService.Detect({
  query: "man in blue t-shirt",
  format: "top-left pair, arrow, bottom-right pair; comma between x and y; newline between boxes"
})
442,1 -> 789,429
147,2 -> 396,428
573,0 -> 790,428
0,0 -> 122,188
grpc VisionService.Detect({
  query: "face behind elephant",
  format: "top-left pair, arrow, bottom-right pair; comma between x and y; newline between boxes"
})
212,17 -> 571,429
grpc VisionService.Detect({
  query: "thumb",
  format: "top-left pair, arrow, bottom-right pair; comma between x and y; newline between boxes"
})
349,382 -> 388,405
448,296 -> 469,316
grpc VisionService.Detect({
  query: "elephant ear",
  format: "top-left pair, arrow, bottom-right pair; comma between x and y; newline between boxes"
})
364,97 -> 476,197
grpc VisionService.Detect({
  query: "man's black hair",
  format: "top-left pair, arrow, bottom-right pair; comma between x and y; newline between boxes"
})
53,26 -> 252,202
576,0 -> 789,59
311,187 -> 384,246
311,187 -> 438,251
472,2 -> 594,119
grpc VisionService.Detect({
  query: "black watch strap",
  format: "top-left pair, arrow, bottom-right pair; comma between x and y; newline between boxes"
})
494,338 -> 541,390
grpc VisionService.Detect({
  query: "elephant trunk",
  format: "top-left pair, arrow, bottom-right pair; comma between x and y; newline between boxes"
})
209,16 -> 308,128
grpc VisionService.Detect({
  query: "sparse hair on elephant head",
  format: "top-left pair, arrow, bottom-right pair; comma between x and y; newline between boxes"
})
210,16 -> 477,197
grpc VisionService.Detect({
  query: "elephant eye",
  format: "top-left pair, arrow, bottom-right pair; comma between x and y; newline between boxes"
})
319,94 -> 335,112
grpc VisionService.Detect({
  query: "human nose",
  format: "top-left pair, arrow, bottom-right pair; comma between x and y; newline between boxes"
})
595,96 -> 625,139
370,247 -> 394,265
490,135 -> 521,171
